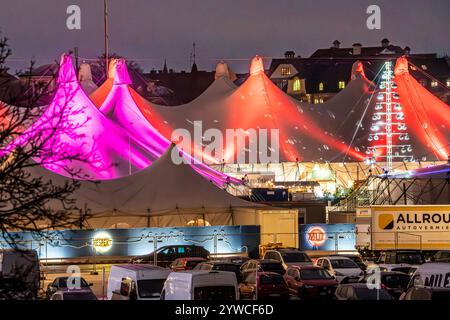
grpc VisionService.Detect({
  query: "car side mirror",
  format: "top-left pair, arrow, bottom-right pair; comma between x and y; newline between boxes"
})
89,283 -> 93,287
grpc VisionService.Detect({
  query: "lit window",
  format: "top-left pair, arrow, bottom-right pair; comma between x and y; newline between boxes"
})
319,82 -> 324,91
319,98 -> 324,103
293,78 -> 301,92
338,81 -> 346,89
447,79 -> 450,87
430,80 -> 438,88
421,65 -> 427,70
314,98 -> 319,104
419,79 -> 427,87
280,66 -> 291,76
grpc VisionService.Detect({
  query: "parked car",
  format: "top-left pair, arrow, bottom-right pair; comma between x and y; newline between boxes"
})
433,251 -> 450,262
194,261 -> 242,281
361,271 -> 410,299
50,289 -> 97,300
46,276 -> 93,299
284,266 -> 338,299
107,264 -> 171,300
316,256 -> 363,283
400,287 -> 450,300
330,254 -> 367,271
169,257 -> 207,271
263,249 -> 312,270
129,245 -> 210,267
161,270 -> 238,300
0,249 -> 40,299
335,283 -> 393,300
369,250 -> 426,274
239,271 -> 289,300
241,259 -> 286,276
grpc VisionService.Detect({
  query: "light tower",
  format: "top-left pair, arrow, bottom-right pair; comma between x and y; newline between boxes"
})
366,60 -> 413,172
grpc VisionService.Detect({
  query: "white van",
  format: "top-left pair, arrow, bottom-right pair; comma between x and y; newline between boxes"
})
107,264 -> 171,300
161,270 -> 239,300
409,262 -> 450,289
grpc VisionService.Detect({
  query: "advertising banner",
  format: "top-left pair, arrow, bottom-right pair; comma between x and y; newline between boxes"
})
370,205 -> 450,250
299,223 -> 356,251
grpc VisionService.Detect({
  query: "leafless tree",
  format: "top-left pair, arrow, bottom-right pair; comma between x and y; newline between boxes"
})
0,32 -> 88,243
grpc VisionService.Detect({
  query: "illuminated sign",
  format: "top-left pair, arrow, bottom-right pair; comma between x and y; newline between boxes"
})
306,226 -> 327,247
299,224 -> 356,251
92,232 -> 113,253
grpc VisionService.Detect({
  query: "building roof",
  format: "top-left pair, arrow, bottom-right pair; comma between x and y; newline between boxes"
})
310,45 -> 406,58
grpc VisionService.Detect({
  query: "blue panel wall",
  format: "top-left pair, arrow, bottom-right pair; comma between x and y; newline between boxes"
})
299,224 -> 356,251
0,225 -> 261,259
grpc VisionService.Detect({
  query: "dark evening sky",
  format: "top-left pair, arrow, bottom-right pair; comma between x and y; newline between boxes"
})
1,0 -> 449,73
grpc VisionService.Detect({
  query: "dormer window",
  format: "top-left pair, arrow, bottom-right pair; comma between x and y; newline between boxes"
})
293,78 -> 301,92
419,79 -> 427,87
421,65 -> 428,70
319,82 -> 324,91
281,66 -> 291,76
338,81 -> 346,89
430,80 -> 438,88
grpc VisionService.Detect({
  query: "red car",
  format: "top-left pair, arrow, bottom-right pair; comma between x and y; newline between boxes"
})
169,257 -> 207,271
239,271 -> 290,300
284,266 -> 338,299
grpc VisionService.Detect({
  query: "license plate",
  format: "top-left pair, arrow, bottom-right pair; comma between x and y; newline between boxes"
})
269,294 -> 280,297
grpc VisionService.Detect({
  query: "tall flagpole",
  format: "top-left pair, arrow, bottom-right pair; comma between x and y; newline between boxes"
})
104,0 -> 109,75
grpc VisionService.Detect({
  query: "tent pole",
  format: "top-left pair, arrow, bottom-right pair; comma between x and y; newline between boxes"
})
104,0 -> 109,75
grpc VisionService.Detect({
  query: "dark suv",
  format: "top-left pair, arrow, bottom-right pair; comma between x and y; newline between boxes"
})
130,245 -> 210,267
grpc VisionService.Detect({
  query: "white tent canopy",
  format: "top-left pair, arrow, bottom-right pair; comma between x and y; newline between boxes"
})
32,143 -> 264,228
78,63 -> 98,95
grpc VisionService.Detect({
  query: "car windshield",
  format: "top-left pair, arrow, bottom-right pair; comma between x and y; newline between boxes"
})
214,264 -> 240,274
137,279 -> 166,298
397,253 -> 424,264
62,292 -> 97,300
281,252 -> 311,263
331,259 -> 359,269
300,269 -> 333,280
57,277 -> 89,288
260,274 -> 285,285
383,275 -> 410,289
354,288 -> 392,300
186,261 -> 203,269
261,263 -> 285,274
194,286 -> 236,300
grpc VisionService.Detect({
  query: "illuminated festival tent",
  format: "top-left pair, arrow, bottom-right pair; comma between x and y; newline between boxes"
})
31,143 -> 266,228
394,57 -> 450,160
78,63 -> 98,95
96,59 -> 241,186
1,54 -> 154,180
134,56 -> 366,163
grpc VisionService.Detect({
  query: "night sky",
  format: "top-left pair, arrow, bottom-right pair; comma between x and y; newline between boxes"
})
1,0 -> 449,73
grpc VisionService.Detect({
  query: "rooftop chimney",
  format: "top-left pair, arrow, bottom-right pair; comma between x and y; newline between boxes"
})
381,38 -> 390,48
284,51 -> 295,59
352,43 -> 362,56
332,40 -> 341,49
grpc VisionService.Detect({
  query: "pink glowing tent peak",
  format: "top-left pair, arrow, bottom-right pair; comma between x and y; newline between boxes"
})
98,58 -> 241,186
1,54 -> 155,180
